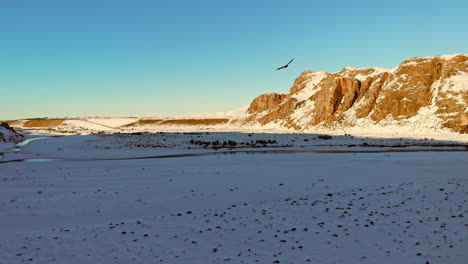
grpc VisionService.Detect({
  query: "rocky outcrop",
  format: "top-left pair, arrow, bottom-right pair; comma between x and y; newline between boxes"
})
308,76 -> 361,125
247,93 -> 287,114
258,97 -> 298,127
0,122 -> 24,143
244,54 -> 468,133
459,112 -> 468,133
290,70 -> 320,94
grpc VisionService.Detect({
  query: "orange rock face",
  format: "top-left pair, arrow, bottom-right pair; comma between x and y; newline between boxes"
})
289,70 -> 315,94
308,76 -> 361,125
245,54 -> 468,133
247,93 -> 287,114
458,113 -> 468,133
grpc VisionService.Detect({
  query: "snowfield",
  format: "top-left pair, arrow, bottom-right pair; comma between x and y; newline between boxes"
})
0,131 -> 467,264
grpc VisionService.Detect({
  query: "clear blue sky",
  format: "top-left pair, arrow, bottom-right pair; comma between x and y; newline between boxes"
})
1,0 -> 467,120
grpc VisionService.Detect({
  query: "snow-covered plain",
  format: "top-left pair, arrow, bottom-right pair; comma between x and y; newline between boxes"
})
0,131 -> 467,264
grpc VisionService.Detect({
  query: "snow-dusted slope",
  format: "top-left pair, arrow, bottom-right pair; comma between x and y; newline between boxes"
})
290,71 -> 328,101
0,123 -> 24,143
62,118 -> 139,132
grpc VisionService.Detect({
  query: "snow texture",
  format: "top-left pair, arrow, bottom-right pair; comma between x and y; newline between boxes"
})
0,132 -> 467,264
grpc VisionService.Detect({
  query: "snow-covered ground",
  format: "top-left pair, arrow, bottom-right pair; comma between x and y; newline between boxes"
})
0,131 -> 467,263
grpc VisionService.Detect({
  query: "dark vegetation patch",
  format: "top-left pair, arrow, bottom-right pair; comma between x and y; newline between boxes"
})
189,139 -> 284,149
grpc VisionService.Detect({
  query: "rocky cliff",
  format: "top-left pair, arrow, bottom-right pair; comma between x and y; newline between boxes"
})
0,122 -> 24,143
244,54 -> 468,133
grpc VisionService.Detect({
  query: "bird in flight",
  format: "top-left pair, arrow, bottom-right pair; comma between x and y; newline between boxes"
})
276,58 -> 294,71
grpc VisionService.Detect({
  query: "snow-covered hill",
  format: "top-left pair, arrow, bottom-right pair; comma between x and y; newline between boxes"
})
0,123 -> 24,143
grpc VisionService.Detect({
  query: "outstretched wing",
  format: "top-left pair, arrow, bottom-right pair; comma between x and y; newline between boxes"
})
276,58 -> 294,70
